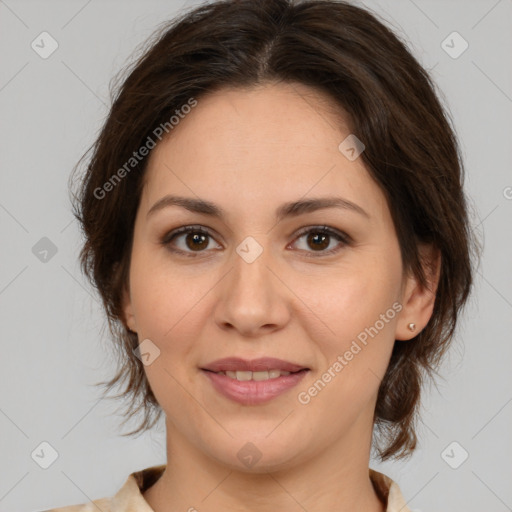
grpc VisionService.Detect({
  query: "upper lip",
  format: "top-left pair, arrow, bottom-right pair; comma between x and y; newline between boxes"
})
201,357 -> 309,373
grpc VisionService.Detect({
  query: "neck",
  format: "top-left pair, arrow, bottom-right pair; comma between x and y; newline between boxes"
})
143,412 -> 385,512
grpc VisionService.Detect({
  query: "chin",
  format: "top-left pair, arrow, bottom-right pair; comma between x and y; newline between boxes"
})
205,431 -> 310,474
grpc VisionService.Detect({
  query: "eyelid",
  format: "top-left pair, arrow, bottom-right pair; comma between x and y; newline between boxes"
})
160,224 -> 219,248
160,224 -> 351,258
289,225 -> 351,258
292,225 -> 351,245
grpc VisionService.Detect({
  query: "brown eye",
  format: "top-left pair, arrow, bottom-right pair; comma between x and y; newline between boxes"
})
162,226 -> 221,257
291,226 -> 350,257
306,232 -> 330,251
184,232 -> 209,251
162,225 -> 350,259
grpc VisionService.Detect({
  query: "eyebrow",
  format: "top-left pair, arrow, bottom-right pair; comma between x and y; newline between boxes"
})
146,194 -> 370,221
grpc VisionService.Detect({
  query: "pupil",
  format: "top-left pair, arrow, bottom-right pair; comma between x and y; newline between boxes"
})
187,233 -> 208,251
308,232 -> 328,250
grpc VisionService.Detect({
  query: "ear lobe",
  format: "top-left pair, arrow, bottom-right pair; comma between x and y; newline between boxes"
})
395,244 -> 441,341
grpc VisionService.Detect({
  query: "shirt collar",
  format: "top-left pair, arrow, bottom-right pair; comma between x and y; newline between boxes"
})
369,468 -> 411,511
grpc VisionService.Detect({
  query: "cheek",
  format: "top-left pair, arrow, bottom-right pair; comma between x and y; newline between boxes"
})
295,250 -> 402,406
128,249 -> 206,418
127,245 -> 215,397
299,248 -> 402,343
129,243 -> 195,335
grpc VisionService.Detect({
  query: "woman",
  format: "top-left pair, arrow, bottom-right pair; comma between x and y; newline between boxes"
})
45,0 -> 475,510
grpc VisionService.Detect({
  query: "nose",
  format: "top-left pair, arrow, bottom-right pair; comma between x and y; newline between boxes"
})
213,240 -> 291,338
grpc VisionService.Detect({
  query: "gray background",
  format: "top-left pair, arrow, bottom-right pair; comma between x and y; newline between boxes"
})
1,0 -> 511,511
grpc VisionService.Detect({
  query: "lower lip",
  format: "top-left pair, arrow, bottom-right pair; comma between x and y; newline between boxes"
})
202,369 -> 309,405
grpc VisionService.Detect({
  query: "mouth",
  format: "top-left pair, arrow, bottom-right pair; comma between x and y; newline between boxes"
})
200,357 -> 310,405
200,356 -> 309,374
202,368 -> 309,381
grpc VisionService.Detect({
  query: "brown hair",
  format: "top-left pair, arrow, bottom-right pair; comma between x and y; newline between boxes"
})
71,0 -> 477,460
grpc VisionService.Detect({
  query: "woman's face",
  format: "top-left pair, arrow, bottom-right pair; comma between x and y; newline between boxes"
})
123,82 -> 422,471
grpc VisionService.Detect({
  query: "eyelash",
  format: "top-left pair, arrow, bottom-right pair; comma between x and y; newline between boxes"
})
160,224 -> 351,259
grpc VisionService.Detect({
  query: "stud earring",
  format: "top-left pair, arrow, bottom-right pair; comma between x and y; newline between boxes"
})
407,323 -> 416,332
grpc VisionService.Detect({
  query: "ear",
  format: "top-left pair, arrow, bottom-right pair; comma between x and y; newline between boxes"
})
121,283 -> 137,333
395,243 -> 441,340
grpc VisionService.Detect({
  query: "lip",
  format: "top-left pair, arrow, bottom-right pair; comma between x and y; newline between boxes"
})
202,368 -> 309,405
201,357 -> 308,373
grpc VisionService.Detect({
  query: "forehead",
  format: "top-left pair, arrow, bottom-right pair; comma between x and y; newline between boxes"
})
141,82 -> 388,221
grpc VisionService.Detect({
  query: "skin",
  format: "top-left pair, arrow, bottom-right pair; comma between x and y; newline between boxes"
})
122,81 -> 439,512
